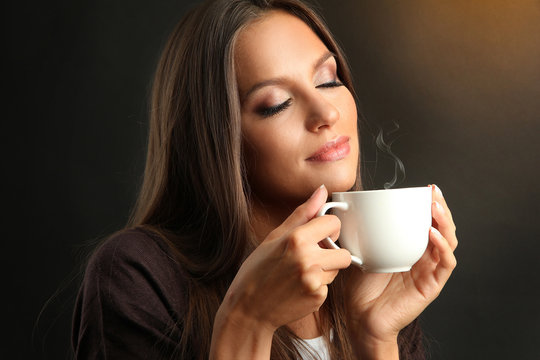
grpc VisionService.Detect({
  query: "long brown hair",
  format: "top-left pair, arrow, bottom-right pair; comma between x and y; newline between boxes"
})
128,0 -> 424,359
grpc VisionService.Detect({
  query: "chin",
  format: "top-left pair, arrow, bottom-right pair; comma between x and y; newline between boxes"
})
314,154 -> 359,194
320,171 -> 357,194
325,181 -> 355,194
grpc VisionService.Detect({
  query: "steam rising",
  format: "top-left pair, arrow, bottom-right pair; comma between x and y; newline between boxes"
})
375,123 -> 406,189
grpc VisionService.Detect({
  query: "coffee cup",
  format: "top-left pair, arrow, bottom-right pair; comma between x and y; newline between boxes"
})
317,186 -> 432,273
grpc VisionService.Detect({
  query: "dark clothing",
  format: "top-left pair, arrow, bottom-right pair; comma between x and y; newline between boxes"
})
72,228 -> 188,359
71,228 -> 426,359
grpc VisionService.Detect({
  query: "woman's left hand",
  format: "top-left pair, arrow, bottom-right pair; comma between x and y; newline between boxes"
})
344,184 -> 458,352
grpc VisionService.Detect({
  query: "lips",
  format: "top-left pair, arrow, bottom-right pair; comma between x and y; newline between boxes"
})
307,136 -> 351,162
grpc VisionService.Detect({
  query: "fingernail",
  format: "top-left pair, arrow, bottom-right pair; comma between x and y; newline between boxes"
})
310,184 -> 325,199
431,226 -> 442,238
433,201 -> 444,212
434,185 -> 443,196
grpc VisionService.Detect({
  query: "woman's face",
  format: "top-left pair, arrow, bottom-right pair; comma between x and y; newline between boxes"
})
235,10 -> 359,206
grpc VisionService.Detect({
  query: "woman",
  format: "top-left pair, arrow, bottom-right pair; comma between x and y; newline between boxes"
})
72,0 -> 458,359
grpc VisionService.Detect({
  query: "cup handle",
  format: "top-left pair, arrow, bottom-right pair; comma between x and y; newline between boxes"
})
317,202 -> 363,267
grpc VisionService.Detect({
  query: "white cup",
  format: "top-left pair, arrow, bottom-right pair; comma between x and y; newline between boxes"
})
317,186 -> 432,273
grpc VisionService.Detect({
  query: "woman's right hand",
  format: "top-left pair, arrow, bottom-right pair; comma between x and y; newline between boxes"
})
210,185 -> 351,359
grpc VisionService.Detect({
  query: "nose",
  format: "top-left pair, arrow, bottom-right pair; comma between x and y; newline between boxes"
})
305,93 -> 340,132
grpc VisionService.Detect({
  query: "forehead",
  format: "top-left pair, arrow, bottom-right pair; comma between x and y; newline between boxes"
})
234,10 -> 329,85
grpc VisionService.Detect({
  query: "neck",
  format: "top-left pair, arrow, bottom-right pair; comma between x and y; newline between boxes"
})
249,196 -> 297,242
288,312 -> 323,340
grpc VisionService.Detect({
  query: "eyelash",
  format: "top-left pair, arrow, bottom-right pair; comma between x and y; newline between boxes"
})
316,80 -> 343,88
256,80 -> 343,118
257,98 -> 292,117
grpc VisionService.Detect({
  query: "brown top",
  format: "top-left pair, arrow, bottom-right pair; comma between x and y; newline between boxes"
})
71,228 -> 425,359
72,228 -> 188,359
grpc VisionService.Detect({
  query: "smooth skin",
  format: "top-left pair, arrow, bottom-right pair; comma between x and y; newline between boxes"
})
236,12 -> 359,212
210,10 -> 457,360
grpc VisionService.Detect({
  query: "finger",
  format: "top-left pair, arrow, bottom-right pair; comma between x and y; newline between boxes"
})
289,214 -> 341,247
318,269 -> 340,289
272,185 -> 328,238
303,265 -> 341,287
314,285 -> 329,310
301,266 -> 324,293
317,228 -> 340,249
430,227 -> 457,283
432,200 -> 458,251
413,239 -> 437,271
318,248 -> 352,271
286,215 -> 349,270
301,265 -> 339,293
431,184 -> 453,223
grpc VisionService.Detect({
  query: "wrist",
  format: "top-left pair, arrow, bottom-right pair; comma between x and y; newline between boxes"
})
352,335 -> 399,360
347,322 -> 399,360
210,294 -> 275,359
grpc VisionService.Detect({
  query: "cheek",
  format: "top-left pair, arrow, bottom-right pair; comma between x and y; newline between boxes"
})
341,92 -> 358,131
242,121 -> 300,175
243,109 -> 302,154
339,92 -> 360,172
242,129 -> 304,200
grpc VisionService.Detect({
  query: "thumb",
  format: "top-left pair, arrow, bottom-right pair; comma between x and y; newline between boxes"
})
279,185 -> 328,231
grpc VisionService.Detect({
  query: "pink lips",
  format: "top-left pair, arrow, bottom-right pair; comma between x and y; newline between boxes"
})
307,136 -> 351,162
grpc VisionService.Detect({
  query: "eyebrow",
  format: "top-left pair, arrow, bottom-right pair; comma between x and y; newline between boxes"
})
241,51 -> 337,101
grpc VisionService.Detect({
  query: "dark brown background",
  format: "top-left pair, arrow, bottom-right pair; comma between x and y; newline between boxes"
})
5,0 -> 539,359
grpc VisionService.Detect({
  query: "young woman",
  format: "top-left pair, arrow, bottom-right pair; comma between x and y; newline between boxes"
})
72,0 -> 458,359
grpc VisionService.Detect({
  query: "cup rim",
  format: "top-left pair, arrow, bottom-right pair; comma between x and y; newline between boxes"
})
332,186 -> 430,195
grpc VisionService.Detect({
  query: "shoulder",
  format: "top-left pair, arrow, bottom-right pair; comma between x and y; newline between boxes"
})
90,227 -> 173,266
88,228 -> 182,279
73,228 -> 190,358
82,227 -> 188,309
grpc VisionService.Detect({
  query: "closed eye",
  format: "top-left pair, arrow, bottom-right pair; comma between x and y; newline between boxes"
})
316,80 -> 343,88
256,98 -> 292,117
